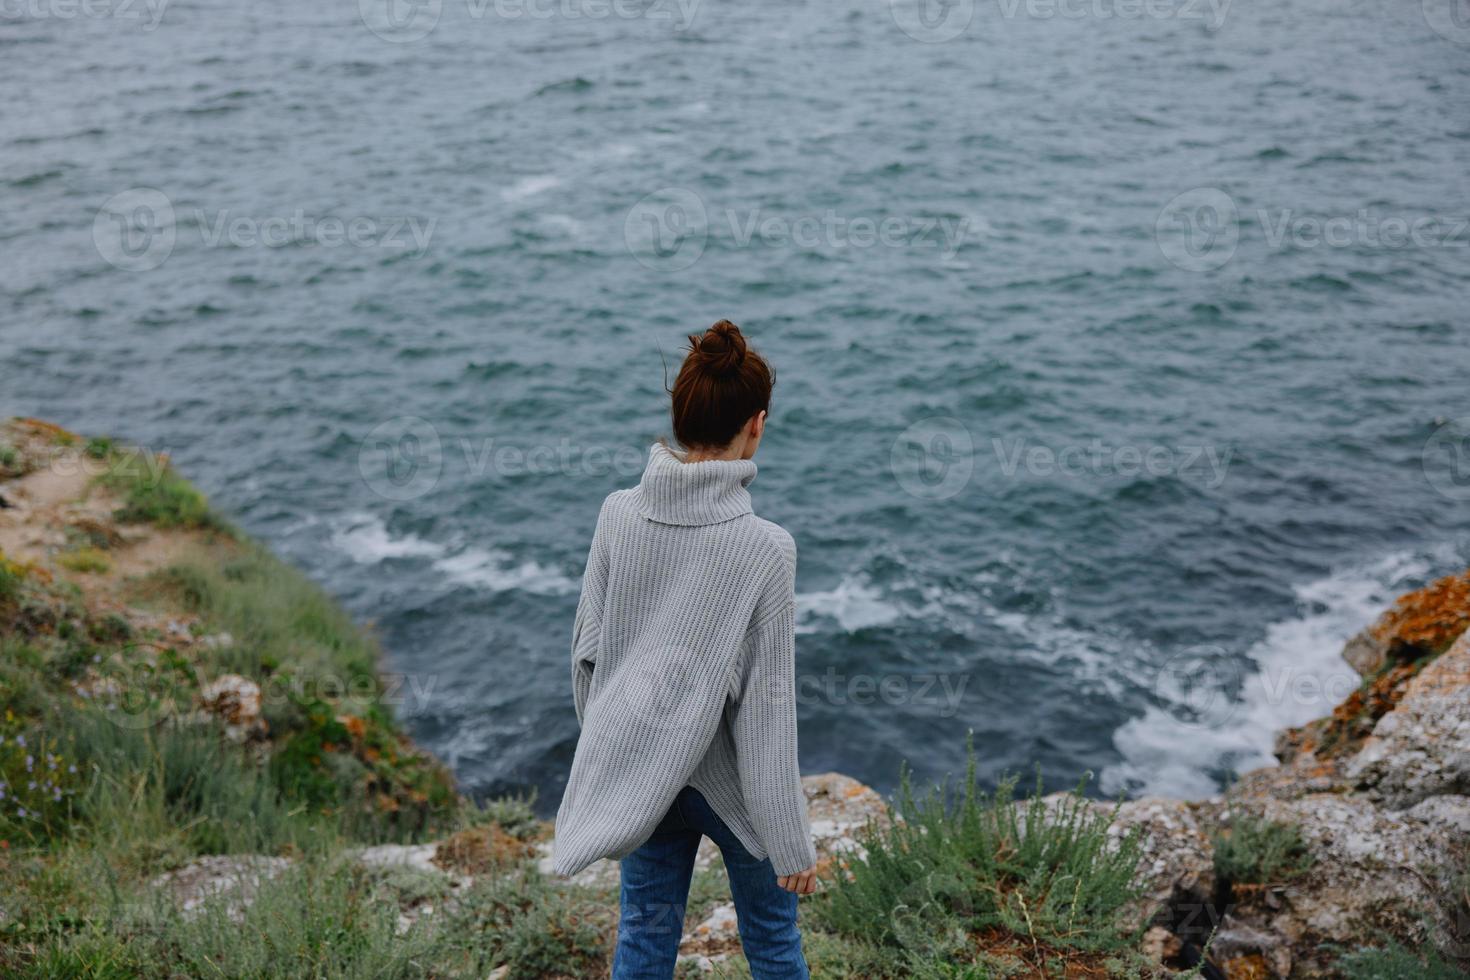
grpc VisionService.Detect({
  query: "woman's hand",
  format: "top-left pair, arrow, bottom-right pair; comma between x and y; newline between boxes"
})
777,867 -> 818,895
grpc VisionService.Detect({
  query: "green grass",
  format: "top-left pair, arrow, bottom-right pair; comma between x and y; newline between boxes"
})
445,867 -> 613,978
812,742 -> 1148,977
152,546 -> 460,840
1212,814 -> 1314,885
1338,941 -> 1466,979
57,548 -> 110,574
98,453 -> 222,530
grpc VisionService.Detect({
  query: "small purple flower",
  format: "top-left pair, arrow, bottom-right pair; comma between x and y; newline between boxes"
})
15,735 -> 25,747
68,765 -> 77,774
24,755 -> 33,771
52,788 -> 61,802
0,788 -> 6,801
16,808 -> 26,819
27,781 -> 36,791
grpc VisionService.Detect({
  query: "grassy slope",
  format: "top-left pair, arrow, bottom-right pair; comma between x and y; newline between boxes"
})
0,420 -> 595,976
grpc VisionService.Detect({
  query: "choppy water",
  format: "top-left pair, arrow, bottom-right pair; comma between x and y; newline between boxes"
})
3,0 -> 1469,810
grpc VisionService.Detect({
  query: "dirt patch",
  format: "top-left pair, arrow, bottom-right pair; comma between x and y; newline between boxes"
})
0,418 -> 213,614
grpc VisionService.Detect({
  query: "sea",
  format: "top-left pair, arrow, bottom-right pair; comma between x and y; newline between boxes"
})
3,0 -> 1468,811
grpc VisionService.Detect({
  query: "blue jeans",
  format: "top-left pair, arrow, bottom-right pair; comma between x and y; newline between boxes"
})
613,786 -> 809,980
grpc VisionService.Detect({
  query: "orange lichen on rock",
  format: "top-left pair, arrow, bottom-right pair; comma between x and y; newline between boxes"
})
338,714 -> 367,742
1315,661 -> 1422,759
1280,569 -> 1470,765
1370,569 -> 1470,660
14,417 -> 79,441
1222,953 -> 1271,979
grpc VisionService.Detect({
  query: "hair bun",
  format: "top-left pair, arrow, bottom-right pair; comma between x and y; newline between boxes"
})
688,320 -> 747,378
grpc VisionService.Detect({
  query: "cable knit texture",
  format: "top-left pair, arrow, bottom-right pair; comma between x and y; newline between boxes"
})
552,443 -> 816,877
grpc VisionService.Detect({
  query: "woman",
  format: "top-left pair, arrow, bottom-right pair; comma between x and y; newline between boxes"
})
553,321 -> 817,980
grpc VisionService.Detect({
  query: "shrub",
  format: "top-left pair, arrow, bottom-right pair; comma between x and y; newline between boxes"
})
0,551 -> 26,605
446,868 -> 612,978
63,709 -> 324,858
57,549 -> 110,575
147,861 -> 438,979
815,741 -> 1144,975
1212,815 -> 1313,885
1338,942 -> 1465,979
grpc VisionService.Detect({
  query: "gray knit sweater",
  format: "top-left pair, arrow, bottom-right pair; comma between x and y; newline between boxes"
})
551,443 -> 816,877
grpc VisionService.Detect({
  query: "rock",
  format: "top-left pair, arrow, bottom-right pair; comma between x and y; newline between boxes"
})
354,842 -> 442,875
1219,953 -> 1277,979
1109,798 -> 1217,936
150,854 -> 292,919
1362,570 -> 1470,662
1277,570 -> 1470,768
678,900 -> 740,966
536,841 -> 622,890
1226,792 -> 1467,970
801,771 -> 889,875
1341,629 -> 1387,679
1346,631 -> 1470,808
197,673 -> 265,741
197,632 -> 234,651
1141,924 -> 1180,964
1209,920 -> 1287,963
1406,794 -> 1470,836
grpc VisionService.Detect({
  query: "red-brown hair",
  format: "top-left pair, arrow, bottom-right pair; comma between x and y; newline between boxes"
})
670,320 -> 774,450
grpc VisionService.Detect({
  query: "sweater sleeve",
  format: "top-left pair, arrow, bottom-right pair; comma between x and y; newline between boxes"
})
730,564 -> 816,877
571,503 -> 611,726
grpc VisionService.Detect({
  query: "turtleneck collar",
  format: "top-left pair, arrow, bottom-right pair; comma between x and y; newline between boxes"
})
635,442 -> 757,527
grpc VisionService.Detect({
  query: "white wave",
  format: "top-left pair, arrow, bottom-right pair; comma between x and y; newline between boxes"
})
797,575 -> 903,633
329,512 -> 578,597
1101,548 -> 1452,799
433,547 -> 579,597
986,603 -> 1140,700
330,512 -> 445,564
501,174 -> 561,201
